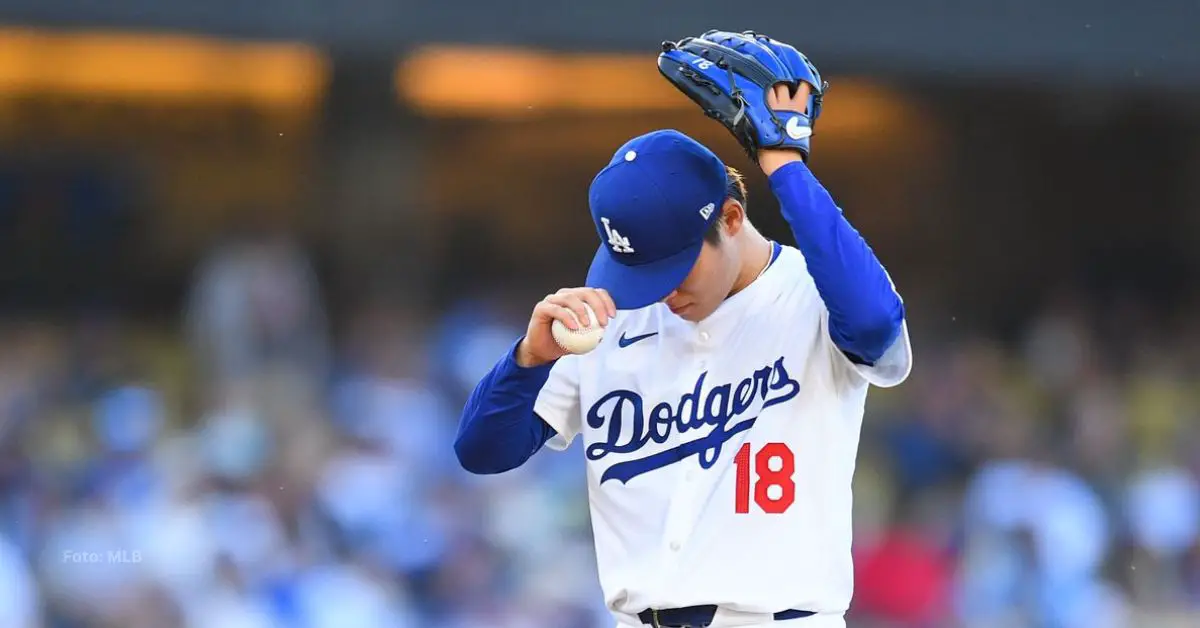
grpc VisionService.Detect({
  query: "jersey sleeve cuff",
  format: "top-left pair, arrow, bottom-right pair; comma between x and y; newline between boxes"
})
504,338 -> 580,449
850,321 -> 912,388
538,413 -> 574,451
822,309 -> 913,388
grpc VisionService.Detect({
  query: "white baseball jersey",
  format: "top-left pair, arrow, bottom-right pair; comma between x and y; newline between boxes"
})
533,244 -> 913,624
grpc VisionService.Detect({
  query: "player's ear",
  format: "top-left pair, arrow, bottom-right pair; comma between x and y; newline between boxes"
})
720,199 -> 746,236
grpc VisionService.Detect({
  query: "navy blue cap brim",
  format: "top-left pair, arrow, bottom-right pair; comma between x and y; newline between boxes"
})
586,239 -> 703,310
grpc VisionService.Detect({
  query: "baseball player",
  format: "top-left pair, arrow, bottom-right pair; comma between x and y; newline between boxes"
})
454,31 -> 912,628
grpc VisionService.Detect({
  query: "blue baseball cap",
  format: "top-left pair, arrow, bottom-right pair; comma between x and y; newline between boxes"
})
586,129 -> 727,309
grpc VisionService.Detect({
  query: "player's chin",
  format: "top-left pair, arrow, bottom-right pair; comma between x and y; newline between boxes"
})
669,302 -> 709,322
667,301 -> 692,317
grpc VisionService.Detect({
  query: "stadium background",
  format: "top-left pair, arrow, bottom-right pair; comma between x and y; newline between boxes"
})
0,2 -> 1199,627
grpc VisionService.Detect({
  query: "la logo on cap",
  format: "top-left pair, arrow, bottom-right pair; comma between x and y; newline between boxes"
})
601,217 -> 634,254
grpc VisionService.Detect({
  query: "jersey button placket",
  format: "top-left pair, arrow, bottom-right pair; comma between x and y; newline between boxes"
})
695,329 -> 712,369
660,446 -> 695,556
662,331 -> 712,558
664,434 -> 701,554
663,466 -> 693,554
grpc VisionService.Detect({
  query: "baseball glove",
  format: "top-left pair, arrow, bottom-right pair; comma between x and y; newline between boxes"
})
657,30 -> 827,162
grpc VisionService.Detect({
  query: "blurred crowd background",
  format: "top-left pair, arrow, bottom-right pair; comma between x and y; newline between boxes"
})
0,3 -> 1199,628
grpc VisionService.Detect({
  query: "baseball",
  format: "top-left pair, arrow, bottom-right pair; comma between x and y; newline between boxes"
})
551,303 -> 605,354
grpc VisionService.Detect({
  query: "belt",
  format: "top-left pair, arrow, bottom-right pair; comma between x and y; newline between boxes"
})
637,605 -> 815,627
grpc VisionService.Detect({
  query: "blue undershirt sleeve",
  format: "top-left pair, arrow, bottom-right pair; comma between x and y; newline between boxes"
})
454,339 -> 558,474
768,160 -> 905,365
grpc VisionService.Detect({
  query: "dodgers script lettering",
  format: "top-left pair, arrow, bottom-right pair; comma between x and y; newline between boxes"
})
585,357 -> 800,483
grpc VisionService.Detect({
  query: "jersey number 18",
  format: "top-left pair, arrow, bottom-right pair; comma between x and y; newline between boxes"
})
733,442 -> 796,514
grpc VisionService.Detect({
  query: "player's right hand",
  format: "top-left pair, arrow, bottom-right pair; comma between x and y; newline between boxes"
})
758,81 -> 813,177
516,287 -> 616,367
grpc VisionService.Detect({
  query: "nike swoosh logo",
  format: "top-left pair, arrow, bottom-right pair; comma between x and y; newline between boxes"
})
785,116 -> 812,140
617,332 -> 658,348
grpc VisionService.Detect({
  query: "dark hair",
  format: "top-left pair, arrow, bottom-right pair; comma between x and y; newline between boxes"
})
703,166 -> 748,244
